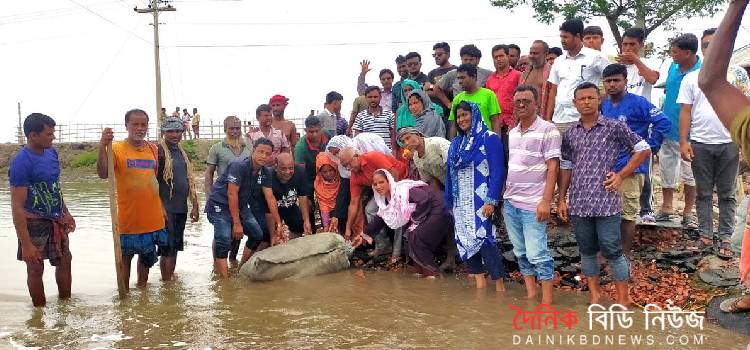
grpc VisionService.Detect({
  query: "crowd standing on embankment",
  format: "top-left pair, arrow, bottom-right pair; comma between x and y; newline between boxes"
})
9,8 -> 750,319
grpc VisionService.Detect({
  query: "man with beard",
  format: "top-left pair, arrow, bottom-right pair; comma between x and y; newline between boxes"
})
156,117 -> 200,281
521,40 -> 552,118
269,95 -> 299,153
205,116 -> 251,262
97,109 -> 166,291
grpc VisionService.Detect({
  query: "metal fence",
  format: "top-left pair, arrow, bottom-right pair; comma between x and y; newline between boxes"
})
17,117 -> 309,144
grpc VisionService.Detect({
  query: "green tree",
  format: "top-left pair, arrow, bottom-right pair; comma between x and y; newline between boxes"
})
489,0 -> 725,46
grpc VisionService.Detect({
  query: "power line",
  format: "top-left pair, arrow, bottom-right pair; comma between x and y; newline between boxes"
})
167,35 -> 561,49
68,0 -> 152,44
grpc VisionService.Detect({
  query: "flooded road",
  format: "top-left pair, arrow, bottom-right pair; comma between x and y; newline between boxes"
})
0,181 -> 748,349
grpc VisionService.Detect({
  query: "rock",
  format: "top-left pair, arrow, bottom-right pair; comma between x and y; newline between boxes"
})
560,266 -> 577,274
699,269 -> 739,287
502,251 -> 517,262
698,255 -> 730,271
557,247 -> 579,259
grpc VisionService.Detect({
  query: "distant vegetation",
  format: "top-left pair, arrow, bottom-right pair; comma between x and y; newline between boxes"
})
70,151 -> 97,168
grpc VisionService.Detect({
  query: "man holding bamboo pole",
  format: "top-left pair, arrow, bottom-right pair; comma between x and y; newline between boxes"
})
97,109 -> 167,292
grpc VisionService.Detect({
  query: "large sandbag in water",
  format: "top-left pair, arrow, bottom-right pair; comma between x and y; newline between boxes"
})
240,232 -> 354,281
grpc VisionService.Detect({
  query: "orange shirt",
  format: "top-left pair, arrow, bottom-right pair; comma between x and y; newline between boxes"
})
349,152 -> 408,197
112,141 -> 164,234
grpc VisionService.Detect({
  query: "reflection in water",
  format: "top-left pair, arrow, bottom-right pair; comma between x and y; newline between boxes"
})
0,183 -> 748,349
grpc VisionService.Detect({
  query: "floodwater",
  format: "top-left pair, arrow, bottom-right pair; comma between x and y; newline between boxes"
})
0,181 -> 748,349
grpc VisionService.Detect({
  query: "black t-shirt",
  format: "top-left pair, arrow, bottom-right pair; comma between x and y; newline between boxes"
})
157,144 -> 190,214
271,166 -> 308,210
207,159 -> 272,212
427,66 -> 456,84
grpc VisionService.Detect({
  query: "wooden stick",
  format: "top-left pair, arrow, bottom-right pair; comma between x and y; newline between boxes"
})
107,143 -> 128,298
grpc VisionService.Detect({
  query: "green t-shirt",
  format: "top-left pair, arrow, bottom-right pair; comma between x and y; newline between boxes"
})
448,87 -> 501,129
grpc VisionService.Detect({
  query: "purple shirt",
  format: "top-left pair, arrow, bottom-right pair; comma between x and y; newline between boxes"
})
504,117 -> 561,211
561,117 -> 643,217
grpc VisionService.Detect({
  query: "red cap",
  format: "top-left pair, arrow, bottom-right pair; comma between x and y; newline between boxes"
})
269,94 -> 289,105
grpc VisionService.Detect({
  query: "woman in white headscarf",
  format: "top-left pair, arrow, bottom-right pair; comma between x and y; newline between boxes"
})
357,169 -> 452,277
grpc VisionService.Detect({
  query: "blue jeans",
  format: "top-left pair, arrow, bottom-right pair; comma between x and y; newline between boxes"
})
503,201 -> 554,281
572,215 -> 630,281
466,241 -> 506,280
207,204 -> 264,259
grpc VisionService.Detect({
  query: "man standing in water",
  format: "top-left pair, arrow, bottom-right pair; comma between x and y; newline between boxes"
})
156,117 -> 200,281
205,116 -> 252,262
269,95 -> 299,153
504,85 -> 560,305
247,104 -> 291,167
205,138 -> 283,277
10,113 -> 76,307
97,109 -> 167,291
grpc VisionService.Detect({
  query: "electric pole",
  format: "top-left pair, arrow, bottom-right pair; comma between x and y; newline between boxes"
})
135,0 -> 175,125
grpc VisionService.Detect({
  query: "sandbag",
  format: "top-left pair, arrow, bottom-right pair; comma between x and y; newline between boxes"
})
240,232 -> 354,281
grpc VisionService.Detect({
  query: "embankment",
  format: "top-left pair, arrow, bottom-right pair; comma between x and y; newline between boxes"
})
0,139 -> 217,181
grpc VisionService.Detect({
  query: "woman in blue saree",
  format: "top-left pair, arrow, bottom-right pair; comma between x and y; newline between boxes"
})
445,101 -> 506,291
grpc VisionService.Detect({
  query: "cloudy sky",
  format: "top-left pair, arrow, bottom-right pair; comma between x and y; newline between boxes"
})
1,0 -> 748,143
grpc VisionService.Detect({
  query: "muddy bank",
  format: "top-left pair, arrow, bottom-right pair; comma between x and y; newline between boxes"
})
0,140 -> 219,180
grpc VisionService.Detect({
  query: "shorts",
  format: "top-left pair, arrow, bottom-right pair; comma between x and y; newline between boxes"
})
17,218 -> 71,266
619,174 -> 645,221
158,213 -> 187,257
658,139 -> 695,188
120,229 -> 166,268
279,206 -> 304,234
207,204 -> 265,259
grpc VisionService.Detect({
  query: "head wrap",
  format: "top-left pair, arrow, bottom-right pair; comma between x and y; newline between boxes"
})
269,94 -> 289,105
445,102 -> 487,209
161,116 -> 184,131
372,168 -> 427,229
314,152 -> 341,213
397,127 -> 424,141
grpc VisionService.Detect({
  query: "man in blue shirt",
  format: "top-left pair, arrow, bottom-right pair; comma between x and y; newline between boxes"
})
601,64 -> 671,255
657,34 -> 702,229
9,113 -> 76,307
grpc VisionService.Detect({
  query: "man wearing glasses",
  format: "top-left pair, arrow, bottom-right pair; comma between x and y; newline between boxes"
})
426,42 -> 457,119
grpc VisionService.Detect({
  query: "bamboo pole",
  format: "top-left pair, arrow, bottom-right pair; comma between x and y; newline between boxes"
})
107,143 -> 128,298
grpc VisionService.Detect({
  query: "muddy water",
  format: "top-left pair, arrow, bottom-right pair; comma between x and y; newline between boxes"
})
0,182 -> 748,349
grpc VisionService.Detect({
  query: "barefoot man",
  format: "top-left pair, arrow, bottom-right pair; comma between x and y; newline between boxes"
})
97,109 -> 167,291
156,117 -> 200,281
558,83 -> 650,307
10,113 -> 76,306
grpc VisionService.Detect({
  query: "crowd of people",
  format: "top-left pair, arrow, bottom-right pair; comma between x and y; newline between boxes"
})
160,106 -> 201,139
10,3 -> 750,315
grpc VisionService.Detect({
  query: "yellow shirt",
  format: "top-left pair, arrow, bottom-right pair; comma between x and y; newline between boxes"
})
112,141 -> 164,234
192,113 -> 200,126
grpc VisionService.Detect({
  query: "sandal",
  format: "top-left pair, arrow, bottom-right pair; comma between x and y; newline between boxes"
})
654,211 -> 674,222
681,216 -> 699,230
720,297 -> 750,313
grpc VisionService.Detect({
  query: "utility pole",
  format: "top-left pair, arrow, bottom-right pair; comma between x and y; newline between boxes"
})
135,0 -> 175,126
17,102 -> 24,144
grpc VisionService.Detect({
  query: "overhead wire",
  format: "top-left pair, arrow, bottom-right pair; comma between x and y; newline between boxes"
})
68,0 -> 152,44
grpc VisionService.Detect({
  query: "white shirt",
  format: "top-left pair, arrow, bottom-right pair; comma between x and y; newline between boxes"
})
548,46 -> 610,124
626,58 -> 660,101
676,70 -> 732,144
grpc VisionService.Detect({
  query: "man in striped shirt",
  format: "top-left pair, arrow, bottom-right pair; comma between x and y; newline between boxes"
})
353,86 -> 395,152
503,84 -> 561,305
